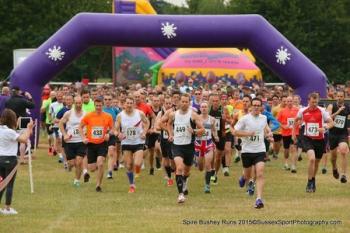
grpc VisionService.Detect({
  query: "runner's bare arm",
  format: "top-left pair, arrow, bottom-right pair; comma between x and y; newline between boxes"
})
161,108 -> 172,125
115,115 -> 121,134
211,117 -> 219,141
192,112 -> 205,136
264,124 -> 274,142
78,120 -> 87,143
154,111 -> 162,133
58,111 -> 70,139
140,111 -> 149,138
167,112 -> 175,142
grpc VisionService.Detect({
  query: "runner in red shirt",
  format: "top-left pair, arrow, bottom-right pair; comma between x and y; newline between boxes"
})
293,93 -> 334,193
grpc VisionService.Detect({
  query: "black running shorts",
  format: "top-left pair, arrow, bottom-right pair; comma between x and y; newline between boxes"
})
121,144 -> 144,154
171,143 -> 195,166
329,133 -> 348,150
64,142 -> 86,160
160,139 -> 173,159
87,142 -> 108,164
108,135 -> 117,147
301,136 -> 325,160
241,152 -> 266,168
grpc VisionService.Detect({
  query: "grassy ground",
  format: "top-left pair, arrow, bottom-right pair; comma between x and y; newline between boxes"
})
1,142 -> 349,233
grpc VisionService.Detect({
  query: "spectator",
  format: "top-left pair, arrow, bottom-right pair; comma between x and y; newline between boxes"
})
5,87 -> 35,118
0,86 -> 10,114
0,109 -> 34,215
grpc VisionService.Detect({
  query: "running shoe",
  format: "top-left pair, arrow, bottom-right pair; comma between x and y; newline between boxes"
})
73,180 -> 80,188
107,171 -> 113,179
340,175 -> 347,183
113,162 -> 119,171
238,176 -> 246,188
312,180 -> 316,192
333,169 -> 339,179
212,176 -> 218,185
177,193 -> 185,203
321,167 -> 327,174
1,208 -> 18,215
306,181 -> 313,193
83,173 -> 90,183
284,164 -> 290,171
204,185 -> 210,194
96,186 -> 102,192
272,153 -> 278,159
48,147 -> 53,156
149,168 -> 154,175
53,150 -> 57,156
128,185 -> 136,193
254,199 -> 264,209
167,179 -> 174,186
297,155 -> 302,161
247,180 -> 255,196
223,167 -> 230,177
291,166 -> 297,173
234,156 -> 241,163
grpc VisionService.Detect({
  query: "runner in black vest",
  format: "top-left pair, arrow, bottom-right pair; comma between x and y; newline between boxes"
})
327,91 -> 350,183
209,93 -> 225,185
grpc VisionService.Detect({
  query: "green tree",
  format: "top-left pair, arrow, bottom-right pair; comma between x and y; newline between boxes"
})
0,0 -> 111,82
226,0 -> 350,83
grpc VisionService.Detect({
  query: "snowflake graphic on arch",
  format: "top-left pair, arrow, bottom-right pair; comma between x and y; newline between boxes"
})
275,46 -> 291,65
45,45 -> 65,61
161,22 -> 177,39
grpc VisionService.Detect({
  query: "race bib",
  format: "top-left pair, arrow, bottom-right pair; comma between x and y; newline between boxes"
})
287,118 -> 295,128
92,127 -> 104,139
197,129 -> 211,140
305,123 -> 319,137
249,131 -> 261,142
214,118 -> 220,131
72,128 -> 80,136
163,130 -> 168,139
174,124 -> 188,137
126,127 -> 138,140
334,115 -> 346,128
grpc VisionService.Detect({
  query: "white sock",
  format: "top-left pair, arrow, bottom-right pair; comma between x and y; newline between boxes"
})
83,169 -> 88,174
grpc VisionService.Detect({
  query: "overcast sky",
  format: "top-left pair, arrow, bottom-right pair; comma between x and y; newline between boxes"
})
163,0 -> 188,7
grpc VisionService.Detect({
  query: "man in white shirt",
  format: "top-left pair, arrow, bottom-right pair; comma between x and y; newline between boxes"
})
233,98 -> 273,209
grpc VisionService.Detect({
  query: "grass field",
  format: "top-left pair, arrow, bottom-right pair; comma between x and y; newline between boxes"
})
1,142 -> 349,233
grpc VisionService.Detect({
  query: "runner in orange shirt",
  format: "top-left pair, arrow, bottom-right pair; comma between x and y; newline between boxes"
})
277,96 -> 300,173
79,98 -> 113,192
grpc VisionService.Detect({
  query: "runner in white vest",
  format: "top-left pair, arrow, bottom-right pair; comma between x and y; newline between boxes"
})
167,93 -> 204,204
59,96 -> 86,187
115,97 -> 149,193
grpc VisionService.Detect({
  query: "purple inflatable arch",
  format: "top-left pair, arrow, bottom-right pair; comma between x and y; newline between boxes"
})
10,13 -> 327,124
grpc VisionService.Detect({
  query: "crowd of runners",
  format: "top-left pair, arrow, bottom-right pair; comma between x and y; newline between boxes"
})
37,80 -> 350,209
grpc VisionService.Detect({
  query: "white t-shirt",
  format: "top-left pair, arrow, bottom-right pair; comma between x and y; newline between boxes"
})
234,113 -> 267,153
0,125 -> 20,156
